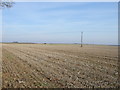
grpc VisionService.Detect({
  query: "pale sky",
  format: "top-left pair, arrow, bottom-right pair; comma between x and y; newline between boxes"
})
2,2 -> 118,45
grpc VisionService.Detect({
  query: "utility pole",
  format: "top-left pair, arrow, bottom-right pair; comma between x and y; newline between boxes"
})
81,32 -> 83,47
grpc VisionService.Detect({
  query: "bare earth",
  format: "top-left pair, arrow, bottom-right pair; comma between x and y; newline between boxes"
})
2,44 -> 119,88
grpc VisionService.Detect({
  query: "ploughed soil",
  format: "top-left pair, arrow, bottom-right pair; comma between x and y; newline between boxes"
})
2,44 -> 119,88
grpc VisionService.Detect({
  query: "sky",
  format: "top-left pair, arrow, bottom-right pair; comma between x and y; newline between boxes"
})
0,9 -> 2,43
2,2 -> 118,45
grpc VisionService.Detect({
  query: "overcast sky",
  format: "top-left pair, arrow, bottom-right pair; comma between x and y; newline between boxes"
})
2,2 -> 118,45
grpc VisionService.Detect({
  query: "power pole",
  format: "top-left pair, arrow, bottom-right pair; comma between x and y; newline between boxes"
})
81,32 -> 83,47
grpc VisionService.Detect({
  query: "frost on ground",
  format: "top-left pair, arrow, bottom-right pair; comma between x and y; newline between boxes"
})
2,44 -> 119,88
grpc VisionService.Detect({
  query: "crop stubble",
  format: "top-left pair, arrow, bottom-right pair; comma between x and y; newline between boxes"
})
2,44 -> 119,88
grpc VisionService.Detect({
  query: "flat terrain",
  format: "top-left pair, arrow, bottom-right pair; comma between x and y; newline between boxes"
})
0,44 -> 2,89
2,44 -> 119,88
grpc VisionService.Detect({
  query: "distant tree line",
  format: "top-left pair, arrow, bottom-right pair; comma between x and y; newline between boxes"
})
12,41 -> 19,43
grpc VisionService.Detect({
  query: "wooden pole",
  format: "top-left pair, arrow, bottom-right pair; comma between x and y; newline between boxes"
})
81,32 -> 83,47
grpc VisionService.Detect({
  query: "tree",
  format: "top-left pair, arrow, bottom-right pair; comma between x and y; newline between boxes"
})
0,0 -> 14,8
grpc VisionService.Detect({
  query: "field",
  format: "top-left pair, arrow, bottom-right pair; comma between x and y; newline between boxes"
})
1,44 -> 119,88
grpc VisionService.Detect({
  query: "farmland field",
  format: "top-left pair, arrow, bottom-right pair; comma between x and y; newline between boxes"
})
1,44 -> 119,88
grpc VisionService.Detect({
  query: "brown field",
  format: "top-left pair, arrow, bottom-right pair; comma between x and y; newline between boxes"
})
1,44 -> 119,88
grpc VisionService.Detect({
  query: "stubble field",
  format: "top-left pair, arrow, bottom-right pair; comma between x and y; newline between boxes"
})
1,44 -> 119,88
